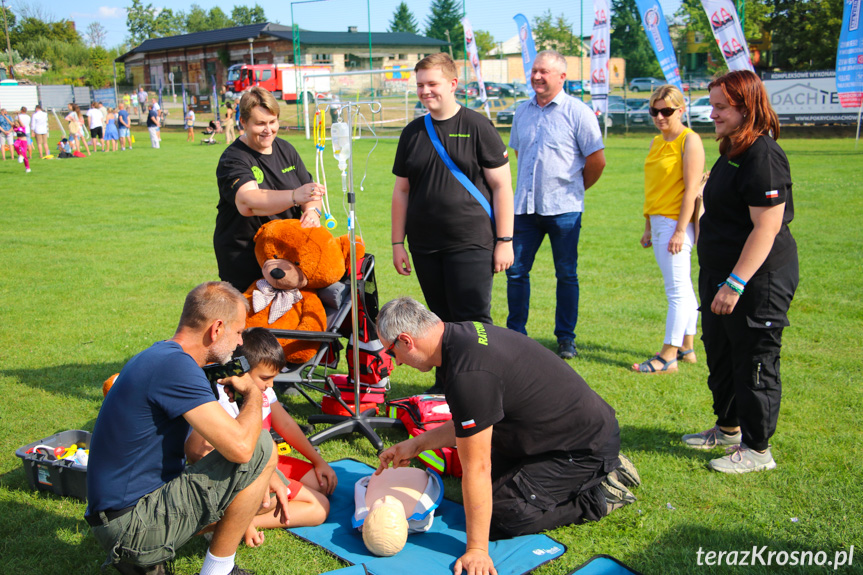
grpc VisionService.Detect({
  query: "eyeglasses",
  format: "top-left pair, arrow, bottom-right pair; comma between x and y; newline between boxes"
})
649,107 -> 678,118
384,337 -> 399,359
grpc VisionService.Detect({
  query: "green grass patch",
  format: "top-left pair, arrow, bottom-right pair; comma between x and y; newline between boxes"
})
0,127 -> 861,574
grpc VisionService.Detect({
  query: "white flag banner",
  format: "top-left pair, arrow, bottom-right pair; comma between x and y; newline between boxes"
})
700,0 -> 754,72
463,17 -> 488,111
590,0 -> 611,115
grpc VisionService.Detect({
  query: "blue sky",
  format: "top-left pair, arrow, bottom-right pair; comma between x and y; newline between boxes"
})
56,0 -> 681,50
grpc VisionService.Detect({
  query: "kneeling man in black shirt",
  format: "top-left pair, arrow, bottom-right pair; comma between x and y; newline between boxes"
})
376,297 -> 640,575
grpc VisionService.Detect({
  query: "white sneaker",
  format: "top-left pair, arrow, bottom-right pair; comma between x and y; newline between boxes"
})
18,155 -> 23,163
26,168 -> 31,173
709,444 -> 776,474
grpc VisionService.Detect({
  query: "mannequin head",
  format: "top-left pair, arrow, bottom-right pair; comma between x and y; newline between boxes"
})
362,495 -> 409,556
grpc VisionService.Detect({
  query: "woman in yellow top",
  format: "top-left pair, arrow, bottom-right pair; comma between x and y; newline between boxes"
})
633,85 -> 705,373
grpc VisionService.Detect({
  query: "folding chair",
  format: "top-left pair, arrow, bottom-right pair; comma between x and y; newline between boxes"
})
268,254 -> 403,450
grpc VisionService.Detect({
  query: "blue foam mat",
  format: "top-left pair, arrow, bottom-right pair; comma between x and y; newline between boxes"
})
569,555 -> 643,575
288,459 -> 566,575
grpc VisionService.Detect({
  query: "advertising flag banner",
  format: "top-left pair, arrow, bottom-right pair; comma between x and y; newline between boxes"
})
590,0 -> 611,115
182,87 -> 188,119
513,13 -> 537,96
462,17 -> 487,104
700,0 -> 754,72
635,0 -> 683,90
836,0 -> 863,107
212,75 -> 219,121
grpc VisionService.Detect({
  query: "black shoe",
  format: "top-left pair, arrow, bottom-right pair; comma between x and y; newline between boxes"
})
557,340 -> 578,359
424,384 -> 445,394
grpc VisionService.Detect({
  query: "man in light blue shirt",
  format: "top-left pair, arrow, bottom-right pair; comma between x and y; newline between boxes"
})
507,50 -> 606,359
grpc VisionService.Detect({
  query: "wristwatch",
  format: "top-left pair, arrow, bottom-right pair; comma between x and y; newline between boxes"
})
496,236 -> 513,242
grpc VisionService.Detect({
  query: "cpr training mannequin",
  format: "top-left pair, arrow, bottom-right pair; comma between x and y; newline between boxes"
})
243,218 -> 362,363
353,466 -> 444,556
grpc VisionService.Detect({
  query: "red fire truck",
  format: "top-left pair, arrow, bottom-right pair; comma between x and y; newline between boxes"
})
225,63 -> 332,101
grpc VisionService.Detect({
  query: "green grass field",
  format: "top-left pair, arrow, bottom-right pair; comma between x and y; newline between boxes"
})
0,126 -> 861,574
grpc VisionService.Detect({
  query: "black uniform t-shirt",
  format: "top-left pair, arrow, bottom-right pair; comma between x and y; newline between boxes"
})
392,107 -> 509,254
698,135 -> 796,276
214,137 -> 311,291
442,322 -> 617,459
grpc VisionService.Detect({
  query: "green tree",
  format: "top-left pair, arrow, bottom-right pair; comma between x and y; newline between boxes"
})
231,4 -> 267,26
153,8 -> 184,37
126,0 -> 182,43
611,0 -> 661,78
185,4 -> 232,33
10,17 -> 80,48
206,7 -> 232,30
126,0 -> 157,44
677,0 -> 771,74
425,0 -> 463,58
532,10 -> 581,56
184,4 -> 209,33
85,45 -> 111,87
769,0 -> 842,70
389,2 -> 419,34
474,30 -> 496,59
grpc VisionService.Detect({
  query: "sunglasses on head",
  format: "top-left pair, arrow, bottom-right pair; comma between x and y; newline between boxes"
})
649,107 -> 678,117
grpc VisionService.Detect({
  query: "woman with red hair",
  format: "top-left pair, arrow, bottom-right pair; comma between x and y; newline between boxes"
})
682,70 -> 798,473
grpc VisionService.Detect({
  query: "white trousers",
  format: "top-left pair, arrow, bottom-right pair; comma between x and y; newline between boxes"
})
650,215 -> 698,347
148,127 -> 160,148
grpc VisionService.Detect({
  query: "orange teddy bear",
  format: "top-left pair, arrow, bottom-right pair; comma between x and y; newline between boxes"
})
243,219 -> 363,364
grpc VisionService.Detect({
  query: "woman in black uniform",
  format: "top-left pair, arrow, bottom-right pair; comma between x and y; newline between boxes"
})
682,70 -> 798,474
214,87 -> 325,292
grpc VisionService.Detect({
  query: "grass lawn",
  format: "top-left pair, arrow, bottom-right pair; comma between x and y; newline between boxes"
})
0,126 -> 861,574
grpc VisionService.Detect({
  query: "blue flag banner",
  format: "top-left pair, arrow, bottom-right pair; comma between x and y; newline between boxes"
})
212,75 -> 219,121
182,87 -> 188,118
836,0 -> 863,108
634,0 -> 683,91
513,13 -> 537,95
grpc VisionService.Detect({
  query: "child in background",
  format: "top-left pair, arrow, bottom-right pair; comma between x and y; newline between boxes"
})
185,107 -> 196,142
57,138 -> 73,158
14,126 -> 30,172
184,327 -> 337,547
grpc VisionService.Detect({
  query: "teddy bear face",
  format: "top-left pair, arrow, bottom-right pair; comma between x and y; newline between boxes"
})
262,258 -> 307,291
253,219 -> 348,290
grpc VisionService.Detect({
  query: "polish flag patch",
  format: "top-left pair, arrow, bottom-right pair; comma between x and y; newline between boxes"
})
765,190 -> 779,199
461,419 -> 477,429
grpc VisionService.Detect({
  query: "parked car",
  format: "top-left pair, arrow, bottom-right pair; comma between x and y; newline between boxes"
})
628,102 -> 652,126
496,99 -> 530,124
629,77 -> 663,92
625,98 -> 648,110
455,83 -> 479,98
564,80 -> 591,95
469,97 -> 510,113
687,95 -> 713,124
467,81 -> 501,97
413,101 -> 428,119
689,76 -> 711,91
498,83 -> 530,98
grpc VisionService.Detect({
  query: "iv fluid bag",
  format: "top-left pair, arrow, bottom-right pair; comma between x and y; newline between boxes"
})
331,121 -> 350,170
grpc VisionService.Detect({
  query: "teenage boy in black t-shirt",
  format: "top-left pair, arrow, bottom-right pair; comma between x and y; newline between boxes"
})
391,53 -> 514,393
214,87 -> 325,292
375,297 -> 639,575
